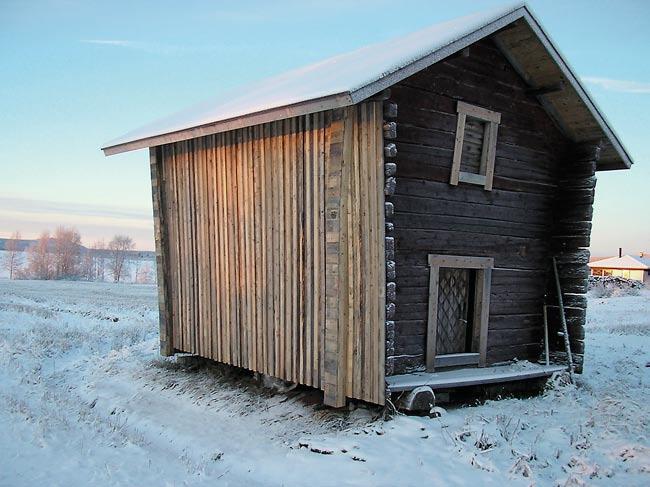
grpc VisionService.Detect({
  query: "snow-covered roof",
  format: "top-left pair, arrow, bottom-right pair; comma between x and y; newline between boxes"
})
588,255 -> 650,270
102,3 -> 632,170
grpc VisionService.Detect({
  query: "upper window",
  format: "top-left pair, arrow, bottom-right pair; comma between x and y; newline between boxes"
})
449,101 -> 501,191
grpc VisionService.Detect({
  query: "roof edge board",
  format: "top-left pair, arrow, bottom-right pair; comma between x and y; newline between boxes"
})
518,9 -> 632,169
103,92 -> 354,156
349,7 -> 528,104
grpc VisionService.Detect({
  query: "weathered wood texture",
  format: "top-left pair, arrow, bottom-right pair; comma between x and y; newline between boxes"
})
323,103 -> 386,406
158,103 -> 385,405
387,38 -> 572,374
544,144 -> 599,373
150,147 -> 173,356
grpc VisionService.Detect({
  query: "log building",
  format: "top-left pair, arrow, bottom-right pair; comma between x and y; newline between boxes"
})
103,4 -> 632,407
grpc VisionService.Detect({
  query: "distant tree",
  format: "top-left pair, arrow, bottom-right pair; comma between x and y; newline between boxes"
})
26,231 -> 54,280
108,235 -> 134,283
3,231 -> 23,279
135,260 -> 154,284
53,226 -> 81,279
92,240 -> 107,281
79,249 -> 94,281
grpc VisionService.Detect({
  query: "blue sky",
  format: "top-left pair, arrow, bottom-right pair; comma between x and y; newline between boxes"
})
1,0 -> 648,252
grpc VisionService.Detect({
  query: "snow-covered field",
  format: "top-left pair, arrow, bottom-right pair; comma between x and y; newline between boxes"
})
0,280 -> 648,486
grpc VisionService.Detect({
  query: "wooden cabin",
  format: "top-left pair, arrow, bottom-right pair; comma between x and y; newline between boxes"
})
103,4 -> 632,407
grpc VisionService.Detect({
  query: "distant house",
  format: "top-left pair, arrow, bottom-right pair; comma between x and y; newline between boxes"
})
589,254 -> 650,284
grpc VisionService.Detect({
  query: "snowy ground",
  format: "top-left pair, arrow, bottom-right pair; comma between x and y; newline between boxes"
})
0,280 -> 648,486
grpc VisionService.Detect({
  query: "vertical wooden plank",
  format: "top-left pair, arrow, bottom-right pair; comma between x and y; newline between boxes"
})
253,125 -> 263,372
243,127 -> 253,370
264,123 -> 274,376
196,137 -> 206,358
294,117 -> 305,384
368,102 -> 379,402
323,108 -> 348,408
286,118 -> 293,381
371,102 -> 386,404
477,268 -> 492,367
293,117 -> 302,384
302,115 -> 313,386
346,106 -> 358,397
248,126 -> 258,371
450,112 -> 466,185
273,121 -> 282,377
166,144 -> 181,352
484,122 -> 499,191
317,111 -> 327,389
181,142 -> 190,352
360,104 -> 372,400
219,133 -> 232,363
227,131 -> 240,365
149,146 -> 173,356
208,135 -> 220,361
190,140 -> 199,354
426,259 -> 439,372
204,137 -> 213,360
237,129 -> 247,367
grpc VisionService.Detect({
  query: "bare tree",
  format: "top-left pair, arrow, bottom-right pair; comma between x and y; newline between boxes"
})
92,240 -> 107,282
108,235 -> 134,283
135,260 -> 154,284
26,231 -> 54,280
79,249 -> 94,281
53,226 -> 81,279
3,231 -> 23,279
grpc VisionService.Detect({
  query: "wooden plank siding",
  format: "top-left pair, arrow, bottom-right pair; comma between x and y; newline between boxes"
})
388,37 -> 571,375
157,103 -> 385,406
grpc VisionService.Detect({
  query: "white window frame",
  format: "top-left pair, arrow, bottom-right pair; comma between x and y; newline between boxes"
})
450,101 -> 501,191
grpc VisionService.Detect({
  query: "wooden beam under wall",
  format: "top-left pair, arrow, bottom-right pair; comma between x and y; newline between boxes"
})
149,146 -> 174,356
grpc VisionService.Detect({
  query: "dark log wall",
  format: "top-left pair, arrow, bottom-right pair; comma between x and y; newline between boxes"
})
387,38 -> 573,374
545,144 -> 599,373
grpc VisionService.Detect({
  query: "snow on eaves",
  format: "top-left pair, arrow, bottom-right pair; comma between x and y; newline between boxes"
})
102,3 -> 525,151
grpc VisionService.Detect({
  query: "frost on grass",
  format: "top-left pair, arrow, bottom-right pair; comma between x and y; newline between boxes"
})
0,280 -> 649,486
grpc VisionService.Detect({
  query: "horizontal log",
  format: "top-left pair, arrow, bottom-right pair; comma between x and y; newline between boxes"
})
386,282 -> 397,302
384,177 -> 396,196
487,343 -> 541,364
393,212 -> 549,239
387,354 -> 424,375
383,121 -> 397,139
384,143 -> 397,158
385,236 -> 395,261
385,201 -> 394,219
396,178 -> 553,212
386,260 -> 396,281
393,194 -> 551,227
384,101 -> 398,119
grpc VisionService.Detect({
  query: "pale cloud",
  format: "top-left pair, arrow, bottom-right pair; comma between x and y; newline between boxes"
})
80,38 -> 221,55
0,197 -> 154,250
582,76 -> 650,94
81,39 -> 133,47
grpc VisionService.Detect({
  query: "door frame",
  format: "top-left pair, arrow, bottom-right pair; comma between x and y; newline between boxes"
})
426,254 -> 493,372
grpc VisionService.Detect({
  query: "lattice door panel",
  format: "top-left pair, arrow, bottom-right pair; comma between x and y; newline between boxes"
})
436,268 -> 470,356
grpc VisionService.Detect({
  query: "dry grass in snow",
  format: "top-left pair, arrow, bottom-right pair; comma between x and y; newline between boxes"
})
0,280 -> 648,486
